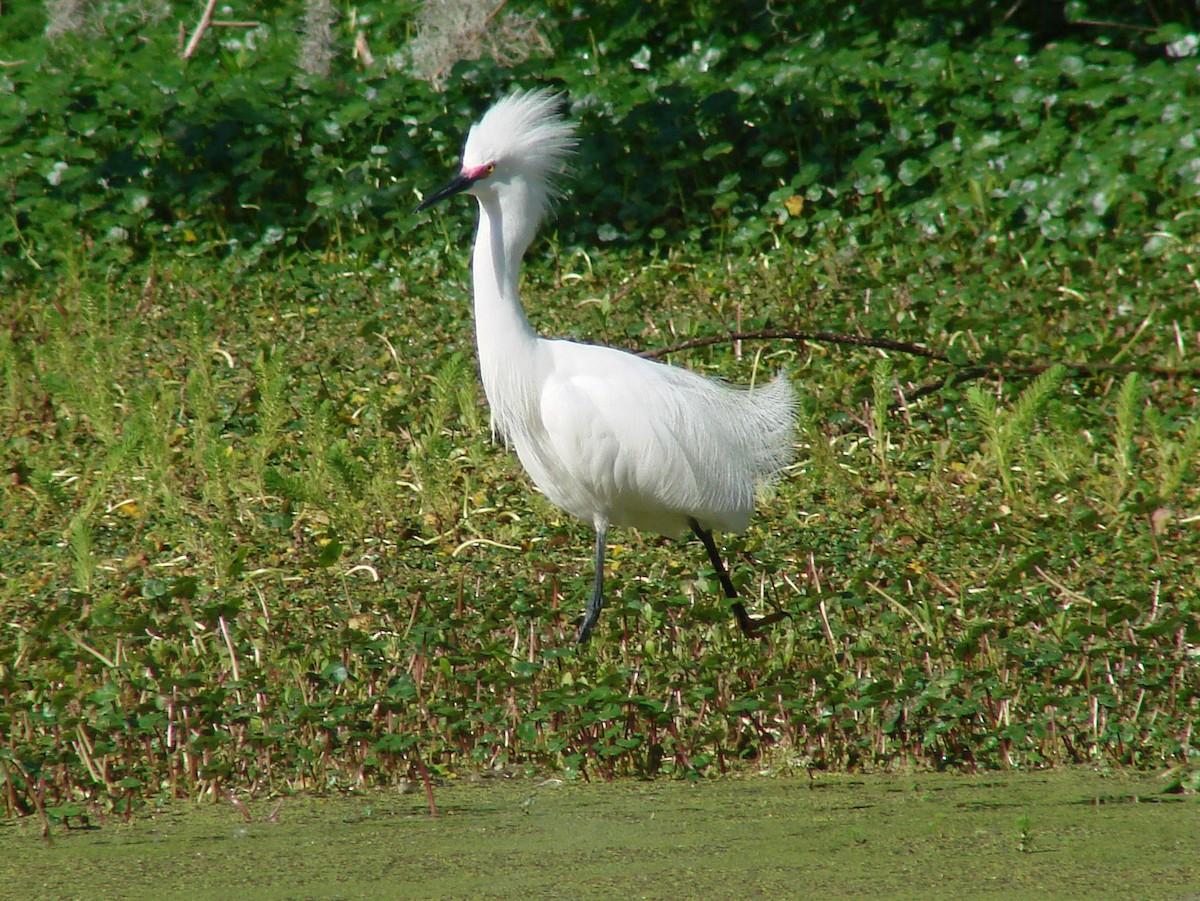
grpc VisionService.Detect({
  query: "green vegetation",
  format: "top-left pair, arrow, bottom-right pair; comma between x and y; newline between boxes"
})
1,0 -> 1198,825
2,771 -> 1197,900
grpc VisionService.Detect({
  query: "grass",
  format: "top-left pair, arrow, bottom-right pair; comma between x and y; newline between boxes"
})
2,770 -> 1197,900
1,222 -> 1198,821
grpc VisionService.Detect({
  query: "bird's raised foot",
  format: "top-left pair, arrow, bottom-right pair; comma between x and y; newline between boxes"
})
732,602 -> 791,639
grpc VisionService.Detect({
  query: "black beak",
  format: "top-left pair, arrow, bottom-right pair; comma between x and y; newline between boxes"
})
415,172 -> 476,213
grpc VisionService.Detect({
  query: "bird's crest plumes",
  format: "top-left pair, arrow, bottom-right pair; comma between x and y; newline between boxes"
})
463,89 -> 577,189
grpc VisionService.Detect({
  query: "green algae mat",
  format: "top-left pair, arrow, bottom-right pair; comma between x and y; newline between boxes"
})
2,770 -> 1196,900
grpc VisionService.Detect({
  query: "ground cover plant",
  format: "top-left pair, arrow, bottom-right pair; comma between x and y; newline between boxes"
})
3,771 -> 1198,899
1,0 -> 1198,824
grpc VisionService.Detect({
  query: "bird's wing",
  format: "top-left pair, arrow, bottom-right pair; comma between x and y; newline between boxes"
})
528,342 -> 740,535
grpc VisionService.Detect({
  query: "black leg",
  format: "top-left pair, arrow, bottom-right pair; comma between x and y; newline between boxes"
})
688,517 -> 789,637
576,525 -> 607,644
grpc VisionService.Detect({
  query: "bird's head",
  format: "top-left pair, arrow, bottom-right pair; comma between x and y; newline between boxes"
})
417,89 -> 577,216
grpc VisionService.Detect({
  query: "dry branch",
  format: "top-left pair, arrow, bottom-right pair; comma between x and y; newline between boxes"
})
637,328 -> 1200,406
181,0 -> 218,59
638,328 -> 949,363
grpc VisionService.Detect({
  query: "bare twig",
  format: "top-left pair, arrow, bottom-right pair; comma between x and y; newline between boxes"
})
1034,565 -> 1096,607
636,329 -> 1200,407
411,746 -> 439,816
34,776 -> 52,842
218,615 -> 241,683
182,0 -> 219,59
1072,18 -> 1155,33
221,788 -> 254,822
638,329 -> 949,362
901,366 -> 993,405
816,597 -> 840,661
903,359 -> 1200,408
6,758 -> 52,842
354,30 -> 375,67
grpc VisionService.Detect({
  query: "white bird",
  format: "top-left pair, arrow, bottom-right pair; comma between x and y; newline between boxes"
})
417,89 -> 795,644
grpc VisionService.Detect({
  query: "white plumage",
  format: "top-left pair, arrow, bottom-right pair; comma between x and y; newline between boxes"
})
418,89 -> 795,643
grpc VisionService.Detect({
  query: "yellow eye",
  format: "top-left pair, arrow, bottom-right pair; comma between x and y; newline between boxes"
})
485,163 -> 496,174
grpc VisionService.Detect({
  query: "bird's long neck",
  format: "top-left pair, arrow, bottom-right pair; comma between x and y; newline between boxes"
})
471,193 -> 541,434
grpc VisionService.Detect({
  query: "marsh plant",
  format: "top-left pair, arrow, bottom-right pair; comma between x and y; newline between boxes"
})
0,0 -> 1197,819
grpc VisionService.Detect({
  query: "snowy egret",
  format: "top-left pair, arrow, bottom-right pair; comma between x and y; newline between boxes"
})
417,89 -> 795,643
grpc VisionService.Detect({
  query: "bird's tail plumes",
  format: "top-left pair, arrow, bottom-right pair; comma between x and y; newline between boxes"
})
644,365 -> 796,534
733,374 -> 797,487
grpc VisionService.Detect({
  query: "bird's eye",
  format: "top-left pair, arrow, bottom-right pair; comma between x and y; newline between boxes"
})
485,163 -> 496,174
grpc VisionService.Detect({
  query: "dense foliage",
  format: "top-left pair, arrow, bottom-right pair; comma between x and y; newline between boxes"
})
1,1 -> 1198,821
4,1 -> 1199,277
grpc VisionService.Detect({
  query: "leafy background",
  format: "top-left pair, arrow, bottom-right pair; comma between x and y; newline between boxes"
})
5,1 -> 1199,276
1,0 -> 1198,818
